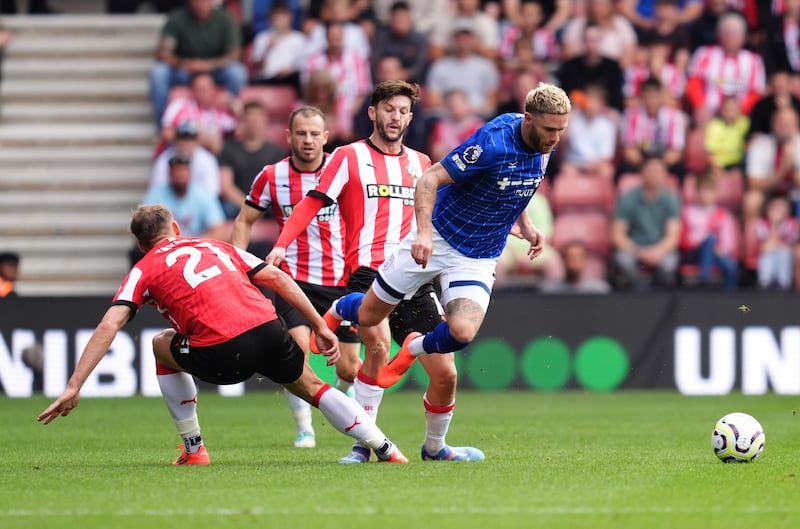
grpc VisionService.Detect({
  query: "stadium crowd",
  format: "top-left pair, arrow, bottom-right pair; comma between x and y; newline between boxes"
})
116,0 -> 800,293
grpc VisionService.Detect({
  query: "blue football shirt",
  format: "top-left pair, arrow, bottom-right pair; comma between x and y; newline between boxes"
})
436,113 -> 552,259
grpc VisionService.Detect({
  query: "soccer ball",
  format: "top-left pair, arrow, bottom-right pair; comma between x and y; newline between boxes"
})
711,412 -> 765,463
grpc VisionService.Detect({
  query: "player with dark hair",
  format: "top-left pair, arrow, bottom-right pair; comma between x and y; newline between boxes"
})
327,83 -> 571,396
231,105 -> 361,449
266,80 -> 483,463
37,204 -> 408,465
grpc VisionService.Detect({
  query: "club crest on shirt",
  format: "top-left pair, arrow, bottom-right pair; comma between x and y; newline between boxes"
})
406,164 -> 420,179
463,145 -> 483,164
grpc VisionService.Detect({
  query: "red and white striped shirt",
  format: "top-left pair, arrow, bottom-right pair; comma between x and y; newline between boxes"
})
160,97 -> 238,137
620,105 -> 687,153
309,140 -> 431,273
623,63 -> 686,100
246,156 -> 347,287
686,45 -> 766,113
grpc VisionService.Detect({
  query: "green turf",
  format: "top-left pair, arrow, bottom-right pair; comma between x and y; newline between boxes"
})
2,391 -> 799,529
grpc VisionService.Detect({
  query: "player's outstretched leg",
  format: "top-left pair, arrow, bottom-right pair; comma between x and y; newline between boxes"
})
310,384 -> 407,463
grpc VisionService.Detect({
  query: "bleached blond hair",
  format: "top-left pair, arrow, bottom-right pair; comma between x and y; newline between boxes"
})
525,83 -> 571,116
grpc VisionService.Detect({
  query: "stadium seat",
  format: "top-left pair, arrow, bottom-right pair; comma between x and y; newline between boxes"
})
551,211 -> 611,257
239,85 -> 297,122
550,172 -> 615,214
684,127 -> 708,175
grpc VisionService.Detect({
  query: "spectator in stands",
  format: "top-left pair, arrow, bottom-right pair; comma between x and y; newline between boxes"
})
704,95 -> 748,185
495,68 -> 543,115
495,193 -> 563,289
371,1 -> 428,84
218,101 -> 285,218
559,84 -> 617,181
149,0 -> 247,123
303,22 -> 372,144
131,153 -> 228,265
305,0 -> 371,59
160,72 -> 238,155
502,0 -> 572,33
766,0 -> 800,72
148,121 -> 222,200
744,106 -> 800,223
0,251 -> 19,298
687,0 -> 730,50
425,20 -> 499,118
679,174 -> 739,291
428,0 -> 500,60
540,241 -> 611,294
429,89 -> 485,162
611,155 -> 682,291
300,68 -> 348,150
351,55 -> 429,152
498,33 -> 553,109
249,0 -> 304,36
249,2 -> 308,93
371,0 -> 449,39
619,77 -> 687,180
617,0 -> 703,36
622,33 -> 687,106
685,12 -> 766,127
560,0 -> 638,68
556,23 -> 625,112
498,0 -> 559,72
748,69 -> 800,139
756,193 -> 799,290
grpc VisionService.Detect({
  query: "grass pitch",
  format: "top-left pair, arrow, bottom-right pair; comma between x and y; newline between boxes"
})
2,390 -> 799,529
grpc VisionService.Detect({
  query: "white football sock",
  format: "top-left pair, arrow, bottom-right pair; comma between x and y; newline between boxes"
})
284,387 -> 313,435
157,371 -> 203,453
351,374 -> 384,449
315,385 -> 396,460
423,393 -> 455,454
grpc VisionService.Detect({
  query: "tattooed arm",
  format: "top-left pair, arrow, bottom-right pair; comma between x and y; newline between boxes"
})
412,163 -> 454,267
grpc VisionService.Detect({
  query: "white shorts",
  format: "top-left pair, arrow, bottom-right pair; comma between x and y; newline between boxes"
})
374,226 -> 497,313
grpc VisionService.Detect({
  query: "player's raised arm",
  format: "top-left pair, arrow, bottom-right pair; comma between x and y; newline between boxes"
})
37,304 -> 132,425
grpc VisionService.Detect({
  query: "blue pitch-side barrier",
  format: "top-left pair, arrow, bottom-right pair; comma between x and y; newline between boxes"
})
1,290 -> 797,397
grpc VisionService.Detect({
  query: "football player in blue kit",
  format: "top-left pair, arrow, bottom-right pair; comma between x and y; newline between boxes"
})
325,82 -> 571,407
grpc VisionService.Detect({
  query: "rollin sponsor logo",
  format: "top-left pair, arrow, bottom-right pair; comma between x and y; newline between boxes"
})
365,184 -> 415,205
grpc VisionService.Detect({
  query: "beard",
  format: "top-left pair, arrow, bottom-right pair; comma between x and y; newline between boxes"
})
375,116 -> 407,143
